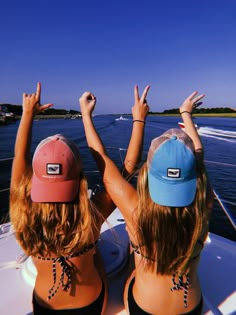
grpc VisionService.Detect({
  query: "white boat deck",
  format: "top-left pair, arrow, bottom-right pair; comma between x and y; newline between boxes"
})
0,209 -> 236,315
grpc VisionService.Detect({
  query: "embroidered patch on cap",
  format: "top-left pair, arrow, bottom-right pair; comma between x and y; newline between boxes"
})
167,168 -> 181,178
47,163 -> 62,175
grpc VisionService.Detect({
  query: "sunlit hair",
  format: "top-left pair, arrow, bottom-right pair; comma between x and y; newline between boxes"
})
135,153 -> 210,275
10,167 -> 101,257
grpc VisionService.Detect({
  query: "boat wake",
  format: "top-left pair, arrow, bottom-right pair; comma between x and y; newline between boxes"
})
198,127 -> 236,143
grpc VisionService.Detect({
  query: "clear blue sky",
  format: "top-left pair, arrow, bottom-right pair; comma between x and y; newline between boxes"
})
0,0 -> 236,114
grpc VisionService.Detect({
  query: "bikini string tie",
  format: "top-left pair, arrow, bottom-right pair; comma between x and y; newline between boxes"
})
48,256 -> 72,300
170,273 -> 190,308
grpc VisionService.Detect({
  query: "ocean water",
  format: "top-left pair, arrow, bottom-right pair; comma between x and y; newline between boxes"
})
0,116 -> 236,241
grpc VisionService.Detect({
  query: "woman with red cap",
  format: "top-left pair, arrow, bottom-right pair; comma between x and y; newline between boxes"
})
10,82 -> 150,315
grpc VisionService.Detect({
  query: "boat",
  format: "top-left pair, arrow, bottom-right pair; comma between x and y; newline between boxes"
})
0,147 -> 236,315
0,105 -> 15,124
115,115 -> 128,121
0,112 -> 7,124
178,121 -> 198,131
64,113 -> 82,119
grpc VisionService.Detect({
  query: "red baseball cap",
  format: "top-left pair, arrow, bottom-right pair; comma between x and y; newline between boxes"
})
31,134 -> 81,202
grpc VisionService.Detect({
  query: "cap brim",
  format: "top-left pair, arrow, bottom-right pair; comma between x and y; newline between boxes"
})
148,171 -> 197,207
31,176 -> 79,203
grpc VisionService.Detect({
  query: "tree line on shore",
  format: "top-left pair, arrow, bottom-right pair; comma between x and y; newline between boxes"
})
1,103 -> 235,116
1,104 -> 81,116
151,107 -> 236,115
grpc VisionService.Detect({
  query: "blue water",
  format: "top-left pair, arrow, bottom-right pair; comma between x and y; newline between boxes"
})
0,116 -> 236,241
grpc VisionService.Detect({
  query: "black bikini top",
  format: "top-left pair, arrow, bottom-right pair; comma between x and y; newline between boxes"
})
35,240 -> 98,300
129,239 -> 204,308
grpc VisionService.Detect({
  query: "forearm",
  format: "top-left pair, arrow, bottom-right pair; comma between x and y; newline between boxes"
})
82,114 -> 107,170
11,112 -> 34,188
14,112 -> 34,159
180,112 -> 202,151
179,91 -> 205,151
123,120 -> 145,176
82,113 -> 130,203
123,85 -> 150,176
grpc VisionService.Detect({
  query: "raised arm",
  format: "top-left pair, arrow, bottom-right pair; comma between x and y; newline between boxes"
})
10,82 -> 53,188
179,92 -> 214,209
80,92 -> 133,219
122,85 -> 150,177
80,87 -> 150,222
80,86 -> 150,177
179,91 -> 205,151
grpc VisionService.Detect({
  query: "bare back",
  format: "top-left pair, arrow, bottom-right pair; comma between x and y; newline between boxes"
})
33,250 -> 105,310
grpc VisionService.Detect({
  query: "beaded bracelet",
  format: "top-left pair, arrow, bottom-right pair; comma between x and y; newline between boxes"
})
179,111 -> 192,115
133,119 -> 145,124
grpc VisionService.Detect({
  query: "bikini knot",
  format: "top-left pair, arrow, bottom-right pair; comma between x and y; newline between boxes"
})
170,273 -> 190,308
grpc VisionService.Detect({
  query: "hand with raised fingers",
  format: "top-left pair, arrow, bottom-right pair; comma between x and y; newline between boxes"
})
132,85 -> 150,123
22,82 -> 53,116
79,92 -> 96,118
179,91 -> 205,115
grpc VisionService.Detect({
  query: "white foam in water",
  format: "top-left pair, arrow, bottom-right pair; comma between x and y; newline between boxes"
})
199,127 -> 236,143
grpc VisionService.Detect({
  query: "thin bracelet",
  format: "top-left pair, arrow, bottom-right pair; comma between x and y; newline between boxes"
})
179,111 -> 192,115
133,119 -> 145,124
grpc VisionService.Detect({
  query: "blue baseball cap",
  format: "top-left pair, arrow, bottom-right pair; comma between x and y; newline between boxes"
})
147,128 -> 197,207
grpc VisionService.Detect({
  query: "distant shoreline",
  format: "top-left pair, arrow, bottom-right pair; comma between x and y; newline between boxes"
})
151,113 -> 236,118
12,113 -> 236,120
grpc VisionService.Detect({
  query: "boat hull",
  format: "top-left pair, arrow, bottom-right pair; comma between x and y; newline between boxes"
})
1,209 -> 236,315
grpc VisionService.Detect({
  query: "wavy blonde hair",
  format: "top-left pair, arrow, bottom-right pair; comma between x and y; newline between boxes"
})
10,167 -> 101,257
135,155 -> 210,275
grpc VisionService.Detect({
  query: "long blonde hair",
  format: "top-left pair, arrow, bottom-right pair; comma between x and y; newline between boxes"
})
10,167 -> 101,257
135,156 -> 210,275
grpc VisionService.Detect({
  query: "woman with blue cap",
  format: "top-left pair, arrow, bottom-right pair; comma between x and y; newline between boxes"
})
80,90 -> 214,315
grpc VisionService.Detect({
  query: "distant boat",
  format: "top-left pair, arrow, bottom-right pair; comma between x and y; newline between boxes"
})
115,115 -> 128,121
0,105 -> 15,124
178,122 -> 198,132
64,113 -> 82,119
0,113 -> 7,124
